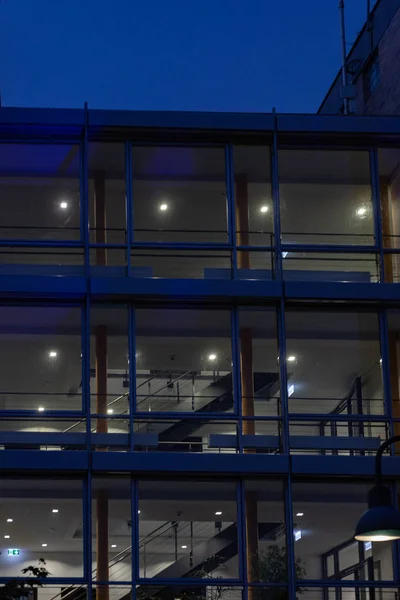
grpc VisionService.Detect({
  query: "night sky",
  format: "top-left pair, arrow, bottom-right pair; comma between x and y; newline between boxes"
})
0,0 -> 376,113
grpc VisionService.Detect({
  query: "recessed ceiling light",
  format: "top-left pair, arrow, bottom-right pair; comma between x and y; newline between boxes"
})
159,203 -> 168,211
6,518 -> 13,523
288,384 -> 295,397
296,512 -> 304,517
181,545 -> 187,549
138,510 -> 141,514
356,207 -> 367,217
294,530 -> 302,541
52,509 -> 59,514
49,351 -> 58,358
215,511 -> 222,516
38,407 -> 45,412
4,535 -> 10,539
59,201 -> 68,210
111,544 -> 117,548
260,205 -> 269,213
208,353 -> 217,361
41,543 -> 47,547
282,251 -> 288,258
287,355 -> 296,362
107,409 -> 113,414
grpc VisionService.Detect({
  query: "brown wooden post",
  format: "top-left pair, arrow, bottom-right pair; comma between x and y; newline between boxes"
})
235,175 -> 250,270
95,171 -> 107,267
241,328 -> 255,436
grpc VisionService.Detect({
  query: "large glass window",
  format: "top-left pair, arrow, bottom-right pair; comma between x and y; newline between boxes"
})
279,149 -> 373,246
138,480 -> 238,579
132,146 -> 227,244
135,308 -> 233,415
292,481 -> 394,582
378,148 -> 400,283
0,478 -> 83,578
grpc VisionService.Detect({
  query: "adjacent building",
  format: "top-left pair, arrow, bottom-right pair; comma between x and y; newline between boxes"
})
0,107 -> 399,600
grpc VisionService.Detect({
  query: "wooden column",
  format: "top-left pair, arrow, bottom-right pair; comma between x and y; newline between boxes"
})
235,175 -> 250,270
241,328 -> 255,436
95,171 -> 107,267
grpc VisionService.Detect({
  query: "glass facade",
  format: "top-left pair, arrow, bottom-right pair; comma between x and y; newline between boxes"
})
1,109 -> 400,600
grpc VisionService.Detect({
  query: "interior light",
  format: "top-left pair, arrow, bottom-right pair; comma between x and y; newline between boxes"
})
49,351 -> 58,358
380,358 -> 383,365
215,511 -> 222,516
52,509 -> 59,514
356,207 -> 367,217
288,384 -> 295,397
260,205 -> 269,214
282,251 -> 288,258
38,407 -> 45,412
354,485 -> 400,542
159,203 -> 168,211
181,545 -> 187,549
364,541 -> 372,551
138,510 -> 141,514
6,518 -> 13,523
41,543 -> 47,547
59,201 -> 68,210
296,512 -> 304,517
107,409 -> 113,415
287,355 -> 296,362
111,544 -> 117,548
208,353 -> 217,361
294,530 -> 302,541
4,535 -> 10,539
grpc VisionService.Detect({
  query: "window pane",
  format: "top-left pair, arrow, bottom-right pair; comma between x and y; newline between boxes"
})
279,150 -> 373,245
135,308 -> 232,413
132,146 -> 227,243
378,148 -> 400,283
292,481 -> 394,581
0,478 -> 83,577
138,480 -> 238,579
0,143 -> 80,241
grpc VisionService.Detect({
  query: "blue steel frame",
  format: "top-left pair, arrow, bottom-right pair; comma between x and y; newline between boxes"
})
1,108 -> 400,596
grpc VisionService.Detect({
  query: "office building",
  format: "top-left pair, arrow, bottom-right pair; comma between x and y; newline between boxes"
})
0,107 -> 400,600
319,0 -> 400,115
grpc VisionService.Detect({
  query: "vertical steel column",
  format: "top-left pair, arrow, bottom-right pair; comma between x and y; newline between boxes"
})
285,474 -> 297,600
96,489 -> 109,600
131,477 -> 139,582
225,144 -> 237,275
271,111 -> 283,280
128,305 -> 135,451
94,171 -> 107,267
379,309 -> 396,439
231,307 -> 243,449
277,299 -> 290,455
87,467 -> 93,600
125,142 -> 133,277
83,469 -> 91,583
82,102 -> 90,277
237,479 -> 247,585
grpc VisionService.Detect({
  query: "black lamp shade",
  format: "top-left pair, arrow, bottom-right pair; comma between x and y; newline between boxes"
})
354,485 -> 400,542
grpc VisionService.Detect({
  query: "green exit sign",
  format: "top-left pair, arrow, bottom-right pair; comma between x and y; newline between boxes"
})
7,549 -> 20,556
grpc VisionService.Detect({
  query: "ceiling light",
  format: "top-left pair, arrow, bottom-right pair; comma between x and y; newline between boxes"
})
52,509 -> 59,514
288,384 -> 295,397
138,510 -> 141,514
260,205 -> 269,214
296,512 -> 304,517
107,409 -> 113,414
59,201 -> 68,210
41,543 -> 47,547
6,519 -> 13,523
4,535 -> 10,539
208,353 -> 217,361
356,207 -> 367,217
294,530 -> 302,541
215,511 -> 222,516
282,251 -> 288,258
38,407 -> 45,412
111,544 -> 117,548
287,355 -> 296,362
181,545 -> 187,549
49,351 -> 57,358
159,203 -> 168,211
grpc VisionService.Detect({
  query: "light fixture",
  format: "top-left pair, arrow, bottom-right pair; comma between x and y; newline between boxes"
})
59,201 -> 68,210
354,435 -> 400,542
181,545 -> 187,549
296,512 -> 304,517
107,409 -> 114,415
260,205 -> 269,214
288,384 -> 295,397
6,518 -> 13,523
356,206 -> 367,217
282,251 -> 288,258
208,353 -> 217,361
38,407 -> 45,412
287,355 -> 296,362
4,535 -> 10,539
215,511 -> 222,516
159,203 -> 168,211
52,509 -> 59,514
49,351 -> 58,358
364,541 -> 372,551
138,510 -> 141,514
294,530 -> 302,542
111,544 -> 117,548
41,544 -> 47,547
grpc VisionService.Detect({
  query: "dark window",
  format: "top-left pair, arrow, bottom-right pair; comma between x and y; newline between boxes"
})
363,50 -> 380,101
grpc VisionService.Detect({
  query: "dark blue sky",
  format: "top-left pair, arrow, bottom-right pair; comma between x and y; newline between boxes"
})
0,0 -> 374,113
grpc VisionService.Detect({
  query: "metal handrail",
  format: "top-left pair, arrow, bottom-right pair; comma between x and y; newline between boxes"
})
136,370 -> 193,407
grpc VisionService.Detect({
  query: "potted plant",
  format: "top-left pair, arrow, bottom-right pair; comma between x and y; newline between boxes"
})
251,545 -> 306,600
0,559 -> 50,600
